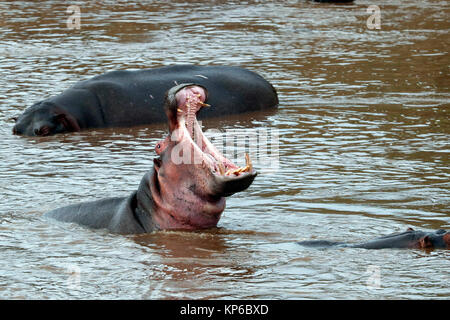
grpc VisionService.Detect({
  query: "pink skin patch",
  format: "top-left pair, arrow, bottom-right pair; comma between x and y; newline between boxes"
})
175,86 -> 207,109
155,136 -> 169,155
175,86 -> 207,141
444,233 -> 450,248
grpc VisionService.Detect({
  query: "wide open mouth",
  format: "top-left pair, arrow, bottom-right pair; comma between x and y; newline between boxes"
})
167,84 -> 257,195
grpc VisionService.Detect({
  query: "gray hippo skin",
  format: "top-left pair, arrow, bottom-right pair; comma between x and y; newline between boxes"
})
13,65 -> 278,136
45,83 -> 257,234
298,228 -> 450,250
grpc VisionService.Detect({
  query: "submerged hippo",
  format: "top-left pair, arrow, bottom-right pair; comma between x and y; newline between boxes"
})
298,228 -> 450,250
45,83 -> 257,234
12,65 -> 278,136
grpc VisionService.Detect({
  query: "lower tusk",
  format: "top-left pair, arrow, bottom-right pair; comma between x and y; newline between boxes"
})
245,153 -> 252,172
223,155 -> 253,176
225,166 -> 249,176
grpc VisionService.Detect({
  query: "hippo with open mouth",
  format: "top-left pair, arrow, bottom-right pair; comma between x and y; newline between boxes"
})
45,83 -> 257,233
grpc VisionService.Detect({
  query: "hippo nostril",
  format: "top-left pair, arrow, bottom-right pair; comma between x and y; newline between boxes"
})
33,126 -> 50,136
34,126 -> 50,136
41,126 -> 50,136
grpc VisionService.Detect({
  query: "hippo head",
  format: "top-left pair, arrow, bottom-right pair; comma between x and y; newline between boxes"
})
149,83 -> 257,230
12,101 -> 80,136
414,229 -> 450,249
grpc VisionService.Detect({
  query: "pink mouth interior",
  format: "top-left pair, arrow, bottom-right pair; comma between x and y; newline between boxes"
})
173,86 -> 252,177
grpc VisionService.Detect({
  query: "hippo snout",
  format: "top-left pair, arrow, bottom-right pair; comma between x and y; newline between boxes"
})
33,125 -> 51,136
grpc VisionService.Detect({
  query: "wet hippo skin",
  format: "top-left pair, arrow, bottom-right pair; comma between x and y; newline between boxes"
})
12,65 -> 278,136
297,228 -> 450,250
45,83 -> 257,234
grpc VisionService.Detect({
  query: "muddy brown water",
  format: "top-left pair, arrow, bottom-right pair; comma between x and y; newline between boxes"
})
0,1 -> 449,299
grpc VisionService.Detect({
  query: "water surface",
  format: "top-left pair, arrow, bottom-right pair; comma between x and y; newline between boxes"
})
0,0 -> 449,299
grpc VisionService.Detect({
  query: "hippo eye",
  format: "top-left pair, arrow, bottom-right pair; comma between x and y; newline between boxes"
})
157,144 -> 161,149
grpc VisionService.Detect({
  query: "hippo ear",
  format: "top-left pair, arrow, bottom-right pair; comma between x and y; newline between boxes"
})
419,236 -> 433,249
9,116 -> 18,122
56,113 -> 81,132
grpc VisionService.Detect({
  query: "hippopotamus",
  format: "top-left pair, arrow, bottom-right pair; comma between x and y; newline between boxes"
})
45,83 -> 257,234
297,228 -> 450,250
12,65 -> 278,136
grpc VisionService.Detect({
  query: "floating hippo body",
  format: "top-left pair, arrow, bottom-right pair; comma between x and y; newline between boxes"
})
13,65 -> 278,136
45,83 -> 257,234
298,228 -> 450,250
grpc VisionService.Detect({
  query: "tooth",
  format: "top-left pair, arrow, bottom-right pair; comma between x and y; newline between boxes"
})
225,169 -> 236,176
201,102 -> 211,107
218,163 -> 225,175
245,153 -> 252,172
177,108 -> 183,113
241,166 -> 249,173
230,168 -> 242,175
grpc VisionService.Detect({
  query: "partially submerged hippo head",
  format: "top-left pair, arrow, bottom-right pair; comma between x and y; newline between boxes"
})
298,227 -> 450,250
405,228 -> 450,250
12,101 -> 80,136
149,83 -> 257,230
353,227 -> 450,250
